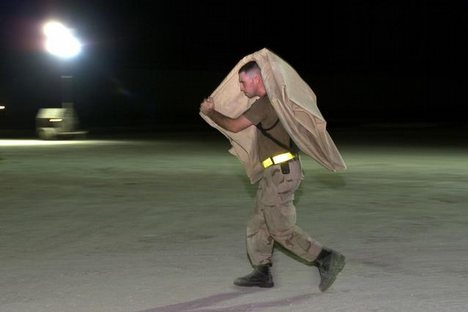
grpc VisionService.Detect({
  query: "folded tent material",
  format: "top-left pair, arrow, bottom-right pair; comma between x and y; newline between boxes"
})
200,48 -> 347,183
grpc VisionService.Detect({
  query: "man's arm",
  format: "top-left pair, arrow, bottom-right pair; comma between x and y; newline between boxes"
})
200,97 -> 253,133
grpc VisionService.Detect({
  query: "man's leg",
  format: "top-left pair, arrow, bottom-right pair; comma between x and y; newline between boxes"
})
261,160 -> 322,262
261,159 -> 345,291
234,177 -> 275,288
245,180 -> 275,266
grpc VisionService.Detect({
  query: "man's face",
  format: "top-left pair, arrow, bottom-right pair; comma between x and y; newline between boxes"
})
238,71 -> 256,98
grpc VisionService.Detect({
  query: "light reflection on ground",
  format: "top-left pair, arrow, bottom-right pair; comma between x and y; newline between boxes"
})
0,140 -> 124,147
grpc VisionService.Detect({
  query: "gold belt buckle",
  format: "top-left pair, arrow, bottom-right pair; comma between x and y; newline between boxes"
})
262,152 -> 295,168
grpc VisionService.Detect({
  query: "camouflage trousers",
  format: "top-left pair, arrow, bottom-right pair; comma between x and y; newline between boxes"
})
246,158 -> 323,266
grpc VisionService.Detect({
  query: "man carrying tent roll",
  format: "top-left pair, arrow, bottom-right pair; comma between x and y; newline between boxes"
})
200,49 -> 346,292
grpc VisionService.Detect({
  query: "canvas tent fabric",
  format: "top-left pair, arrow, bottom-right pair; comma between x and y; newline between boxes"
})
200,48 -> 347,183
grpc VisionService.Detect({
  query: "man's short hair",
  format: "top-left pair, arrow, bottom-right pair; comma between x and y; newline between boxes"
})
238,61 -> 260,75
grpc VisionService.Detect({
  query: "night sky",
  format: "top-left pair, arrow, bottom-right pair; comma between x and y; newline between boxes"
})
0,0 -> 467,133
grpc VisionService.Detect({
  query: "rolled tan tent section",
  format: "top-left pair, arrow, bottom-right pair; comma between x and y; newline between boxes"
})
200,48 -> 346,183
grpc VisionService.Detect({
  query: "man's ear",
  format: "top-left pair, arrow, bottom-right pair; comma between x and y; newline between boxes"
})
254,74 -> 261,84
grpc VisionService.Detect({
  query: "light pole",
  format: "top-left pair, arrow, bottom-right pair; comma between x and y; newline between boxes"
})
36,20 -> 87,139
43,20 -> 82,108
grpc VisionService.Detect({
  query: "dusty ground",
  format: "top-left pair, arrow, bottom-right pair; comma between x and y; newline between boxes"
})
0,125 -> 467,312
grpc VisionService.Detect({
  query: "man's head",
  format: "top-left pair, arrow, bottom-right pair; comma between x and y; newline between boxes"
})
238,61 -> 266,98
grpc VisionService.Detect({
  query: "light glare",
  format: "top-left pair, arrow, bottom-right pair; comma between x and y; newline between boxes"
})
43,20 -> 82,59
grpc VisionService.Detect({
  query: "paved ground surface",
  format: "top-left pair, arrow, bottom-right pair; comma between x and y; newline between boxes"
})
1,124 -> 467,312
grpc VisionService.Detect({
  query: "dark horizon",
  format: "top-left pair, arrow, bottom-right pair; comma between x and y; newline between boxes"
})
0,1 -> 466,134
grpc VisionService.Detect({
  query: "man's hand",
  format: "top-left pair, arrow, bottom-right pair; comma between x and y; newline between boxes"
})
200,97 -> 215,115
199,96 -> 253,133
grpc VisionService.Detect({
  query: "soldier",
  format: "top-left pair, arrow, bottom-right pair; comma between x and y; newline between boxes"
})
200,60 -> 345,291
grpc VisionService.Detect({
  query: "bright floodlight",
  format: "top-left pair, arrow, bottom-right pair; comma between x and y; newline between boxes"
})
43,21 -> 82,59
